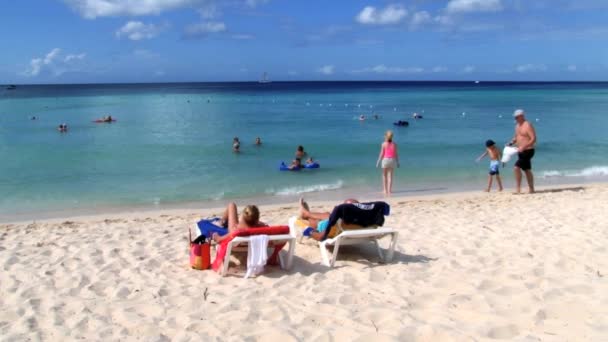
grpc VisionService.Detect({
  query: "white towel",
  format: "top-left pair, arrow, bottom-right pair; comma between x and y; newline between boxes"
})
245,235 -> 269,279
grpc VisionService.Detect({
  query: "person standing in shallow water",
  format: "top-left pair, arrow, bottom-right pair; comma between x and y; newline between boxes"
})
376,130 -> 400,196
510,109 -> 537,194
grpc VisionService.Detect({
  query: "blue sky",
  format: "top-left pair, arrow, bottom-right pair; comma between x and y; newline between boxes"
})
1,0 -> 607,83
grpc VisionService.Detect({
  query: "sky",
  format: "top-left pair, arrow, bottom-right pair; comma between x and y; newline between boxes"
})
1,0 -> 607,83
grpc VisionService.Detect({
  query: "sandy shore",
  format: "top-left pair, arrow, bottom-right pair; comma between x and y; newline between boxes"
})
1,184 -> 607,341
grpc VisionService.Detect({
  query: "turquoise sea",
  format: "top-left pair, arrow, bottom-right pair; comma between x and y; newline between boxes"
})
1,82 -> 607,220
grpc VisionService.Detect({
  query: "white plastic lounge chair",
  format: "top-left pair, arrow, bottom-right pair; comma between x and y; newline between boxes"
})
194,223 -> 296,277
220,235 -> 296,276
288,216 -> 399,267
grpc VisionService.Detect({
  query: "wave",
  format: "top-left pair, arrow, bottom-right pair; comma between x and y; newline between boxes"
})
267,180 -> 344,196
211,191 -> 225,201
541,165 -> 608,178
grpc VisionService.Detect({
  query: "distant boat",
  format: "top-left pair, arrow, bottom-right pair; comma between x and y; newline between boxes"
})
474,81 -> 480,84
258,72 -> 271,84
6,85 -> 16,90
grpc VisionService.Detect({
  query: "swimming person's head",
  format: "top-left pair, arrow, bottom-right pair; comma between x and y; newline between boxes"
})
485,139 -> 496,148
242,205 -> 260,226
385,130 -> 393,142
297,145 -> 304,152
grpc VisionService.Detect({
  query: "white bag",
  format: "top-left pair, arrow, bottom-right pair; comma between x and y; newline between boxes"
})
501,146 -> 519,164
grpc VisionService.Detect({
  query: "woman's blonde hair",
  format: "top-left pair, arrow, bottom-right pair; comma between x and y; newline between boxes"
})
242,205 -> 260,226
385,130 -> 393,142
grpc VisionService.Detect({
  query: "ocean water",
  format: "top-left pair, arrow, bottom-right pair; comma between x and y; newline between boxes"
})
1,81 -> 608,219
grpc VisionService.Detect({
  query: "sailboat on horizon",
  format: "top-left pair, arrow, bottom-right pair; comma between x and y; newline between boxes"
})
258,72 -> 271,84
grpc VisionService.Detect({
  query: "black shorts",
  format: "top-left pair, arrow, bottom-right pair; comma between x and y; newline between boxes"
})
515,149 -> 535,171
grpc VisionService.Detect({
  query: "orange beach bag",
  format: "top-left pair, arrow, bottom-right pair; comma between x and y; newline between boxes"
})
189,228 -> 211,270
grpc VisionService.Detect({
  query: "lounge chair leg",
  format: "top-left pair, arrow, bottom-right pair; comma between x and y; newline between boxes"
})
280,239 -> 295,270
222,242 -> 233,277
385,232 -> 398,262
374,239 -> 385,262
320,241 -> 331,267
286,238 -> 295,269
330,238 -> 341,267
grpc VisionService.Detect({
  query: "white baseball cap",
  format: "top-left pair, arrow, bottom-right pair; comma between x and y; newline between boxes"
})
513,109 -> 525,117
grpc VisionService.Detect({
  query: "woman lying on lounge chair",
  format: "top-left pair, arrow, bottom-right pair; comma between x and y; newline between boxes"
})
212,202 -> 267,242
298,198 -> 358,241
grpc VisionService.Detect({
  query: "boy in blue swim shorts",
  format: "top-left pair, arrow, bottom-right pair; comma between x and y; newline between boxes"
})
476,140 -> 504,192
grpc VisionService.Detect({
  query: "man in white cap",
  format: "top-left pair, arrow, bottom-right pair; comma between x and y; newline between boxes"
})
509,109 -> 536,193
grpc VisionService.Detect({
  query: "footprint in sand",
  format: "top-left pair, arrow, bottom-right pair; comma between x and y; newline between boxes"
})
369,270 -> 386,282
487,324 -> 520,339
477,279 -> 497,291
338,294 -> 356,305
564,284 -> 593,295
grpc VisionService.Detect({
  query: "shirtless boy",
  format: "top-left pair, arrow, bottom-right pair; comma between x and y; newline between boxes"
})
477,139 -> 503,192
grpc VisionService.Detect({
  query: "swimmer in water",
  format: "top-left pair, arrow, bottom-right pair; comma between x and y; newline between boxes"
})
233,137 -> 241,153
289,158 -> 302,170
255,137 -> 262,146
57,123 -> 68,132
295,145 -> 307,158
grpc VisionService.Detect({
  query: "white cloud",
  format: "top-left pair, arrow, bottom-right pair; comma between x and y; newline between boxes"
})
356,4 -> 407,25
26,49 -> 61,76
184,21 -> 226,37
430,0 -> 504,31
515,64 -> 547,73
64,53 -> 86,62
154,70 -> 166,76
432,66 -> 448,72
317,65 -> 335,75
445,0 -> 503,14
567,64 -> 577,72
23,48 -> 86,77
198,3 -> 219,19
116,21 -> 165,41
63,0 -> 199,19
410,11 -> 432,29
353,64 -> 424,74
27,59 -> 44,77
463,65 -> 476,73
434,14 -> 454,26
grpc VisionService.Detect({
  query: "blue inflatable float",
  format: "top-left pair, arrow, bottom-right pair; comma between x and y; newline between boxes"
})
280,161 -> 320,171
280,162 -> 300,171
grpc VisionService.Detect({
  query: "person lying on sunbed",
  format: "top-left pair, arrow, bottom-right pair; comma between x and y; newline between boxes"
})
298,197 -> 389,241
212,202 -> 267,243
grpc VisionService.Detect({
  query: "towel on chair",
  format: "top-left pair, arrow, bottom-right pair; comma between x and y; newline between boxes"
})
245,235 -> 269,278
322,201 -> 390,240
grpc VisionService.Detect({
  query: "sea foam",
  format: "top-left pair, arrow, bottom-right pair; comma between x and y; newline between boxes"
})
267,180 -> 344,196
541,166 -> 608,178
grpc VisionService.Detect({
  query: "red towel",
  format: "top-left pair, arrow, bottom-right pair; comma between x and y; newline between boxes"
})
211,226 -> 289,272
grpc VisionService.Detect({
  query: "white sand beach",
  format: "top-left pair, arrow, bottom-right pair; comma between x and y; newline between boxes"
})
1,184 -> 607,341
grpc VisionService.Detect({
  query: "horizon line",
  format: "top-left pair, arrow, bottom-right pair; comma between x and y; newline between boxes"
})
4,80 -> 608,86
